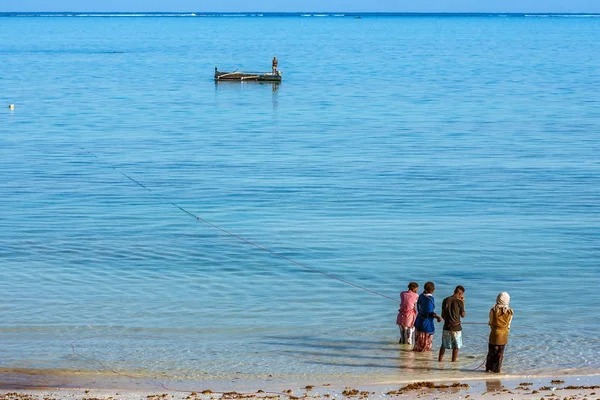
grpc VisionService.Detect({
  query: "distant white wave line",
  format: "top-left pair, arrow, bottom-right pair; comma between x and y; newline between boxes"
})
15,13 -> 599,18
299,14 -> 344,17
34,13 -> 201,17
30,13 -> 268,17
524,14 -> 600,17
21,13 -> 271,17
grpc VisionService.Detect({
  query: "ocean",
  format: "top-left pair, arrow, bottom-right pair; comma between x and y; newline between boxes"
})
1,12 -> 599,389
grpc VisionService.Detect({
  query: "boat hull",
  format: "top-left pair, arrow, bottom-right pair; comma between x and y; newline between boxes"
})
214,71 -> 282,82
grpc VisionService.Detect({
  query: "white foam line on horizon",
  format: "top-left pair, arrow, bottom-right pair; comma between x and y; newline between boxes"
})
524,14 -> 600,17
28,13 -> 201,17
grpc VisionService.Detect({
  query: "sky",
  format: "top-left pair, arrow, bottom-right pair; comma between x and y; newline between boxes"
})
1,0 -> 599,13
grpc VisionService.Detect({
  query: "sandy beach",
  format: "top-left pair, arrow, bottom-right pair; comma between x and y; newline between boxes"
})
2,372 -> 600,400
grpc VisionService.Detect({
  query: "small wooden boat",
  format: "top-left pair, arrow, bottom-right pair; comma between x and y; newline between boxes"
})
214,67 -> 282,82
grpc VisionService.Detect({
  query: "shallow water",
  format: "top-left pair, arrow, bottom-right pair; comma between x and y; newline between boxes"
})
1,13 -> 599,387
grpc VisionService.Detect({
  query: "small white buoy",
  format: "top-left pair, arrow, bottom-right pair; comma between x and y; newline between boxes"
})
8,104 -> 14,110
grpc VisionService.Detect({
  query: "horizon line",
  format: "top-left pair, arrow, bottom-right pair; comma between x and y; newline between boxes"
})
1,11 -> 600,14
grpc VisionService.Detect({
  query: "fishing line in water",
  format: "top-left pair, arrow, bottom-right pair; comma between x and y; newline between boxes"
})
70,337 -> 141,381
81,147 -> 492,325
70,336 -> 297,397
79,147 -> 399,303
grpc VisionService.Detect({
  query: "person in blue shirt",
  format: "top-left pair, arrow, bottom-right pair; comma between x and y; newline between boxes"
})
413,281 -> 442,352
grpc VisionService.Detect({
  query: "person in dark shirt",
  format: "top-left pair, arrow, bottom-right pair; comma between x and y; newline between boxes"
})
438,285 -> 466,362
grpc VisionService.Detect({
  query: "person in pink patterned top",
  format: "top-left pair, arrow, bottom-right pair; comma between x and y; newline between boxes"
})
396,282 -> 420,345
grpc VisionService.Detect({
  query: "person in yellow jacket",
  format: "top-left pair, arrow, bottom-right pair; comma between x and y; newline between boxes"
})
485,292 -> 514,372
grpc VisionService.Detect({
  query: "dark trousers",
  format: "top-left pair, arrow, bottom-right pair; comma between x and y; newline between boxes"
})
485,343 -> 505,373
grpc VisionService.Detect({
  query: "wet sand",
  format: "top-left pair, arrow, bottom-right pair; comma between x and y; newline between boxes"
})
2,373 -> 600,400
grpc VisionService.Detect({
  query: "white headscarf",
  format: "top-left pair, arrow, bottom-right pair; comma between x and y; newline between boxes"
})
493,292 -> 511,313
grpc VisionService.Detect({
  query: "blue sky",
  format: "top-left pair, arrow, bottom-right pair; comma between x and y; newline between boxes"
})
1,0 -> 599,13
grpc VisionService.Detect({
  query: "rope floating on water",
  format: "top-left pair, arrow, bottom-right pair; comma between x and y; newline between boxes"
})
70,337 -> 297,397
81,147 -> 491,325
80,147 -> 399,303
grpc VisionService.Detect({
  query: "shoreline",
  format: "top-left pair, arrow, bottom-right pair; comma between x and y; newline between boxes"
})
2,370 -> 600,400
3,366 -> 600,389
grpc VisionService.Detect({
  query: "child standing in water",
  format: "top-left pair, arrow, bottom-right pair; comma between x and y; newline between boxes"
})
413,281 -> 443,352
396,282 -> 419,345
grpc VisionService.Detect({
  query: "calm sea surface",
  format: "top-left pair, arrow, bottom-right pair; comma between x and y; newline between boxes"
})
1,13 -> 599,389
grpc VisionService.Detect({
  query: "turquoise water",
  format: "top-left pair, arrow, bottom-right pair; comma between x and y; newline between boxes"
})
1,13 -> 600,388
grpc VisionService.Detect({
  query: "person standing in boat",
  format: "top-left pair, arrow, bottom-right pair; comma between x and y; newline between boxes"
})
272,56 -> 278,74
